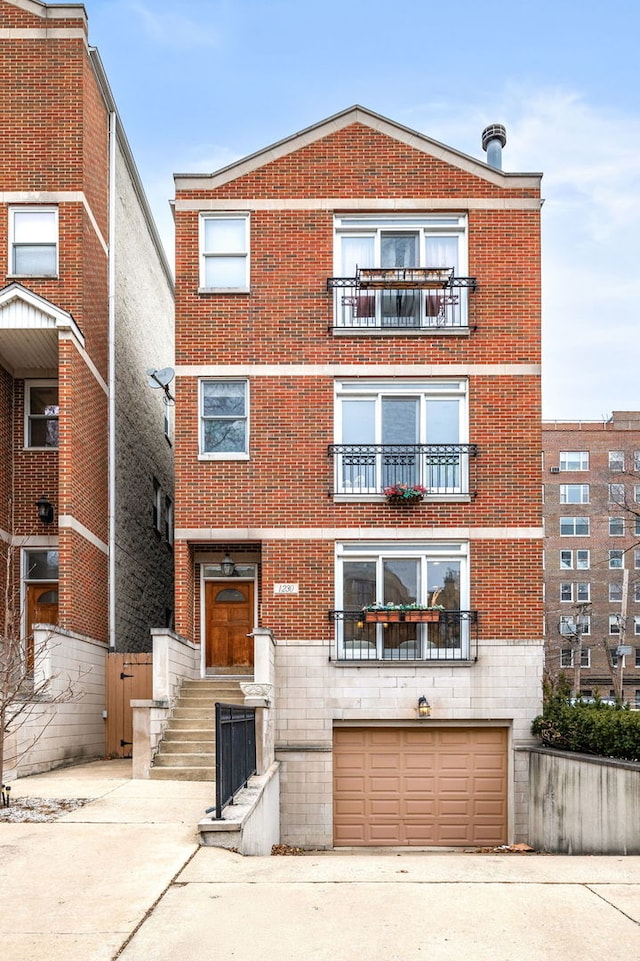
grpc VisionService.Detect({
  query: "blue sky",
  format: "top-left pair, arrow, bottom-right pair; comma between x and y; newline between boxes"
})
85,0 -> 640,420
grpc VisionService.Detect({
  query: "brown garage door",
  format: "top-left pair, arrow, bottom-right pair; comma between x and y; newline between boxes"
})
333,726 -> 508,847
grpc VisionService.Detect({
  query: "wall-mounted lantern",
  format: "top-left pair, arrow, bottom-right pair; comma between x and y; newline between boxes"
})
35,495 -> 55,526
417,695 -> 431,719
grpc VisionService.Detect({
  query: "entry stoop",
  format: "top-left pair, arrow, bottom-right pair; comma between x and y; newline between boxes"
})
150,677 -> 248,781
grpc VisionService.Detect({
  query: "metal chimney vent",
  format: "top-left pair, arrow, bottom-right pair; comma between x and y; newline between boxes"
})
482,124 -> 507,169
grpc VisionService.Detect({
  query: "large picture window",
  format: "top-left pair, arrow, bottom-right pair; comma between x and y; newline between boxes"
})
10,207 -> 58,276
333,379 -> 470,496
199,380 -> 248,457
335,541 -> 470,660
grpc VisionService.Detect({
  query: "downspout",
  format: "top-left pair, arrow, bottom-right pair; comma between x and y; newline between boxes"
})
108,110 -> 117,650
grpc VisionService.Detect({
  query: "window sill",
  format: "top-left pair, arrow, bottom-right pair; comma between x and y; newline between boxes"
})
331,657 -> 476,667
331,327 -> 470,337
8,273 -> 59,281
198,452 -> 250,461
23,446 -> 59,452
332,494 -> 471,504
198,286 -> 250,295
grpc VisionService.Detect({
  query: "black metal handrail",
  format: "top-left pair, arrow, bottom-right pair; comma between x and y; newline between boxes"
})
328,443 -> 478,497
328,610 -> 479,662
214,702 -> 256,820
327,274 -> 476,331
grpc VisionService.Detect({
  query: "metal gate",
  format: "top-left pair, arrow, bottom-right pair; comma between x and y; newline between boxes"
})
105,652 -> 153,757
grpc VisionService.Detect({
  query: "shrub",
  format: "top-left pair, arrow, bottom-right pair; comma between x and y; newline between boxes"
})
531,696 -> 640,762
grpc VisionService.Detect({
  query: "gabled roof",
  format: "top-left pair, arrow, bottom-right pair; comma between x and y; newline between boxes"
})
0,283 -> 84,373
174,104 -> 542,191
4,0 -> 87,22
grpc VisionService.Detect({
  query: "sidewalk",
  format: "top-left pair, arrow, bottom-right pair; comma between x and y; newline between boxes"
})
1,760 -> 640,961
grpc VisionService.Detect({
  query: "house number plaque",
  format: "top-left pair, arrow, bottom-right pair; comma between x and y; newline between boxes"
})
274,583 -> 299,595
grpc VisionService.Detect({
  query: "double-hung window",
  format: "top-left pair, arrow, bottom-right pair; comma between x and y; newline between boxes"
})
333,379 -> 469,496
336,541 -> 470,660
560,517 -> 589,536
560,549 -> 590,569
199,380 -> 249,458
10,207 -> 58,276
332,214 -> 469,330
609,550 -> 624,569
559,451 -> 589,471
25,381 -> 59,448
559,484 -> 589,504
199,213 -> 249,291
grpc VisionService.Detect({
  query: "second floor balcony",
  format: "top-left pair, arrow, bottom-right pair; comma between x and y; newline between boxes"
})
327,267 -> 477,333
328,443 -> 478,498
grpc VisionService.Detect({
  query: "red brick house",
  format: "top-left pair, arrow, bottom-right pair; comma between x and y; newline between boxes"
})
173,107 -> 544,848
0,0 -> 174,772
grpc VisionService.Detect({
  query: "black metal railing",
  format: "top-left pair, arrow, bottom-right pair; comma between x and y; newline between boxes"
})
328,443 -> 478,497
329,610 -> 478,662
214,702 -> 257,820
327,270 -> 476,331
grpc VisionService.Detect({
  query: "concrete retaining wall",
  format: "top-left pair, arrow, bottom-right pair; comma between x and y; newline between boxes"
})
527,746 -> 640,855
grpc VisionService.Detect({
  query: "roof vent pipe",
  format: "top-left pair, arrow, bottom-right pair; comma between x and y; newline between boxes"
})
481,124 -> 507,169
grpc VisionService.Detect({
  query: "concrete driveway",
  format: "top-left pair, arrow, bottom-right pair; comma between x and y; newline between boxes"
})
1,760 -> 639,961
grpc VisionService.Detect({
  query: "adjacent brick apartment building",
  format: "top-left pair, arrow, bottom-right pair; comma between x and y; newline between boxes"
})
0,0 -> 174,770
173,106 -> 544,847
543,413 -> 640,705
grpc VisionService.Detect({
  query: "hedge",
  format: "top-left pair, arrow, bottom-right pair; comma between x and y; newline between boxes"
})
531,699 -> 640,762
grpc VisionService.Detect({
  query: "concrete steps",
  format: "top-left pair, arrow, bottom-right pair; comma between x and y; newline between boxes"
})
149,677 -> 248,782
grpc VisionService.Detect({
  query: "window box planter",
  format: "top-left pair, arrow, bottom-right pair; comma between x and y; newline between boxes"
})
386,494 -> 424,505
364,610 -> 402,623
402,609 -> 441,623
383,484 -> 428,505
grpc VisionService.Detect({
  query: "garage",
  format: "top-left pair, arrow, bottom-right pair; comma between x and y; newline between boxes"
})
333,726 -> 508,846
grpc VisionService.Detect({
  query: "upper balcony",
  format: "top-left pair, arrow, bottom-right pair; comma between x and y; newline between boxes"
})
327,267 -> 477,334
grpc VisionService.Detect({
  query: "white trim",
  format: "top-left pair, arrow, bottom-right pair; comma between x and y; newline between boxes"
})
58,515 -> 108,555
0,283 -> 85,347
175,197 -> 543,212
199,211 -> 250,292
24,378 -> 59,449
8,205 -> 58,278
199,377 -> 249,457
174,105 -> 542,192
178,363 -> 540,378
176,526 -> 544,541
1,192 -> 108,254
0,27 -> 87,39
107,108 -> 117,650
2,0 -> 86,20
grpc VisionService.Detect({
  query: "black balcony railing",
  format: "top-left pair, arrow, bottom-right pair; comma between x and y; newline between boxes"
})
328,443 -> 478,497
327,268 -> 477,332
329,610 -> 478,662
214,702 -> 256,820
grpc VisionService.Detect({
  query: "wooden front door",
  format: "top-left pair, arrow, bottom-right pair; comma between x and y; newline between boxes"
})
26,582 -> 59,669
205,580 -> 254,669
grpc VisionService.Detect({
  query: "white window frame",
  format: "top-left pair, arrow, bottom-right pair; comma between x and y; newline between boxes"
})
24,379 -> 59,449
576,582 -> 590,602
560,615 -> 591,637
333,378 -> 468,497
199,378 -> 249,460
560,549 -> 590,570
559,451 -> 589,471
561,647 -> 591,669
560,516 -> 590,536
609,582 -> 623,602
332,214 -> 469,330
559,484 -> 589,504
609,450 -> 625,471
560,582 -> 573,602
9,206 -> 58,277
609,484 -> 625,504
609,614 -> 622,635
199,212 -> 250,292
335,540 -> 469,660
609,516 -> 625,536
165,495 -> 173,545
609,549 -> 624,569
152,478 -> 162,533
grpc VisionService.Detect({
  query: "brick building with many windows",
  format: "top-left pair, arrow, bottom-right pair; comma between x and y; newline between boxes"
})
172,106 -> 544,848
0,0 -> 174,772
543,413 -> 640,705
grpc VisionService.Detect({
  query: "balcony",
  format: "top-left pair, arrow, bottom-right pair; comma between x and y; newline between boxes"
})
329,610 -> 478,662
327,267 -> 477,333
328,443 -> 478,498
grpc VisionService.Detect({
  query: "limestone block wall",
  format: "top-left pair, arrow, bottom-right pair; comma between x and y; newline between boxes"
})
275,637 -> 543,848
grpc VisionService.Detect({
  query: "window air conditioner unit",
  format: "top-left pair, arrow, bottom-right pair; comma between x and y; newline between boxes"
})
550,467 -> 560,474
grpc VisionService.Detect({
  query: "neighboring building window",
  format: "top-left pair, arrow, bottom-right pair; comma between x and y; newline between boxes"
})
635,549 -> 640,570
634,517 -> 640,537
560,516 -> 589,536
560,583 -> 573,602
610,648 -> 620,668
609,516 -> 625,536
634,622 -> 640,638
634,485 -> 640,502
333,379 -> 467,495
609,582 -> 623,602
25,381 -> 59,448
560,615 -> 590,636
609,450 -> 625,471
165,495 -> 173,545
560,549 -> 590,569
635,647 -> 640,665
164,402 -> 173,445
609,550 -> 624,569
336,541 -> 468,659
152,478 -> 161,533
561,647 -> 590,668
559,484 -> 589,504
609,615 -> 621,635
200,380 -> 249,457
634,582 -> 640,603
199,213 -> 249,290
576,582 -> 590,602
9,206 -> 58,276
609,484 -> 625,504
635,689 -> 640,708
634,452 -> 640,471
559,451 -> 588,471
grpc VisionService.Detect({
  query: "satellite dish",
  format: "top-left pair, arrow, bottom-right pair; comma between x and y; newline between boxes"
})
147,367 -> 175,390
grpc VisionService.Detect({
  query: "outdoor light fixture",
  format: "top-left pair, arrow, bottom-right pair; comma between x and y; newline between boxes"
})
220,552 -> 236,577
417,695 -> 431,719
35,495 -> 55,525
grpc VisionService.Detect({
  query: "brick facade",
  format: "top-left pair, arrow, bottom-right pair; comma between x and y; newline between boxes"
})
174,107 -> 544,847
543,414 -> 640,704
